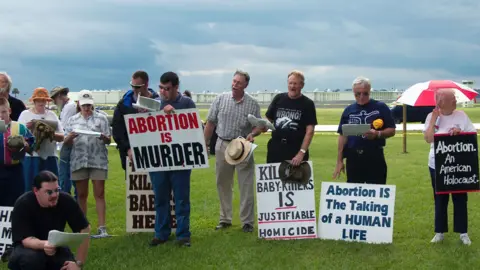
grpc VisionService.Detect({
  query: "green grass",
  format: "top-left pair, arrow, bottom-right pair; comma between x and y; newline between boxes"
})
2,134 -> 478,270
103,107 -> 480,124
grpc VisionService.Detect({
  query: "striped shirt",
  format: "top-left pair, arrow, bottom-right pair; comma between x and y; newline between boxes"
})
0,121 -> 35,165
207,93 -> 261,140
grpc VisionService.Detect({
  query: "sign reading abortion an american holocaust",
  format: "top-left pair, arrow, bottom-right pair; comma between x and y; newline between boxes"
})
124,108 -> 209,172
434,132 -> 480,194
318,182 -> 396,244
255,161 -> 317,240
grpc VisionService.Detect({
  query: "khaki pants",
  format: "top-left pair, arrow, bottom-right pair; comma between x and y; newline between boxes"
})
215,139 -> 255,226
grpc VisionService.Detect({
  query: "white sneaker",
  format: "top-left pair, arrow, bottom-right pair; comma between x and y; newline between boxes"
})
460,233 -> 471,246
91,226 -> 110,239
431,233 -> 444,243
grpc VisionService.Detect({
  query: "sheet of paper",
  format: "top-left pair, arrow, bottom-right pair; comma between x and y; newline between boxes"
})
73,129 -> 101,137
341,124 -> 372,136
47,230 -> 89,249
245,143 -> 258,161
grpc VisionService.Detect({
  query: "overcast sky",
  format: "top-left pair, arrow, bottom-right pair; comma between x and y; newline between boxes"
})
1,0 -> 479,98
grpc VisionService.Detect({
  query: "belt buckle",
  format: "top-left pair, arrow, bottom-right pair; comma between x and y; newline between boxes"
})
281,139 -> 287,144
356,149 -> 363,154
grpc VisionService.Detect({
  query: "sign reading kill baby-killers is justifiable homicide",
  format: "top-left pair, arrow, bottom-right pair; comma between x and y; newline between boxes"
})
124,108 -> 209,173
255,161 -> 317,240
125,159 -> 176,233
318,182 -> 396,244
0,206 -> 13,256
434,132 -> 480,194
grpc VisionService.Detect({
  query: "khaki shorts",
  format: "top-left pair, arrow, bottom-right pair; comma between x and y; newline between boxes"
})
71,168 -> 108,181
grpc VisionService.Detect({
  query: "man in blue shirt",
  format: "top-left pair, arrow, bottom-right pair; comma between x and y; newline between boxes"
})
112,71 -> 159,172
149,72 -> 195,247
333,76 -> 396,184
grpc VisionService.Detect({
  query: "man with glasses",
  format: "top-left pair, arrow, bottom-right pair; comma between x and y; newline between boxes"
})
112,70 -> 159,172
7,170 -> 90,270
332,76 -> 396,185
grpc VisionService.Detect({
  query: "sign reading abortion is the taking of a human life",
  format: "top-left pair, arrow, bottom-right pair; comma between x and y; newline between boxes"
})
0,206 -> 13,256
125,159 -> 176,233
255,161 -> 317,240
124,108 -> 209,173
318,182 -> 396,244
434,132 -> 480,194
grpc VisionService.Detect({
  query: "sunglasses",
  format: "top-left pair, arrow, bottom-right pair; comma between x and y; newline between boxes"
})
130,81 -> 145,89
354,91 -> 370,97
159,85 -> 172,91
45,187 -> 61,196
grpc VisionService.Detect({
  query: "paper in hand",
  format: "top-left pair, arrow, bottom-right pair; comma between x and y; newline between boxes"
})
47,230 -> 89,249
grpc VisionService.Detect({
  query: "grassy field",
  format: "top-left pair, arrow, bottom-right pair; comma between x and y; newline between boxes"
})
2,134 -> 478,269
103,107 -> 480,124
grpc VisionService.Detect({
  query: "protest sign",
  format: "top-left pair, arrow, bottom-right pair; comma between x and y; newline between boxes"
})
434,132 -> 480,194
255,161 -> 317,240
126,160 -> 176,233
124,108 -> 209,173
0,206 -> 13,256
318,182 -> 396,244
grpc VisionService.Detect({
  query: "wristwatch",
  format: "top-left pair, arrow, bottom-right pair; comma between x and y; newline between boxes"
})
300,149 -> 306,154
76,261 -> 84,268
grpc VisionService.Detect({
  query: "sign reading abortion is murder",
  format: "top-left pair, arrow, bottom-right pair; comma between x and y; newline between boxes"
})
434,132 -> 480,194
0,206 -> 13,256
318,182 -> 396,244
255,161 -> 317,240
125,108 -> 209,173
126,159 -> 176,233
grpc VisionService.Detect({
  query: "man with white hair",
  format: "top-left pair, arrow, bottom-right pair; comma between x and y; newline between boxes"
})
333,76 -> 396,184
0,72 -> 26,121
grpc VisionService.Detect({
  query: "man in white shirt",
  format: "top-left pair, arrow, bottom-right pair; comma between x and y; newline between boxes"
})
51,87 -> 78,199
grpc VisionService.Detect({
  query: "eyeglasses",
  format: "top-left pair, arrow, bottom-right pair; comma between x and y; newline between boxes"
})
159,85 -> 172,91
354,91 -> 369,97
45,187 -> 61,196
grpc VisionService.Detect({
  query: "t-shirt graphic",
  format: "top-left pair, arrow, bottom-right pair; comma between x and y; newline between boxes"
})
348,110 -> 380,124
275,108 -> 302,131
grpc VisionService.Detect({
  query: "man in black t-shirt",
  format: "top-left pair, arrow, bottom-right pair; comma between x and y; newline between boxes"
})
8,170 -> 90,270
265,70 -> 317,165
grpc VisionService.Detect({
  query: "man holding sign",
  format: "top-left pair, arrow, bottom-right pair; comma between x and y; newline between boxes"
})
423,88 -> 476,245
148,72 -> 196,247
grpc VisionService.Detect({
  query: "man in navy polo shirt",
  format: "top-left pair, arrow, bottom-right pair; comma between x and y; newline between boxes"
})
149,71 -> 195,248
333,76 -> 396,185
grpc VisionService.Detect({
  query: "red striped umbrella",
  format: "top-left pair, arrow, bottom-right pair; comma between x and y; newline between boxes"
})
397,80 -> 478,106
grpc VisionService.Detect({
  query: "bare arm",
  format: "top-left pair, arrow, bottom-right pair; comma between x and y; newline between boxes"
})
300,125 -> 314,152
54,133 -> 64,142
424,121 -> 436,143
204,121 -> 216,146
337,135 -> 347,163
380,127 -> 396,139
21,237 -> 47,250
75,225 -> 91,263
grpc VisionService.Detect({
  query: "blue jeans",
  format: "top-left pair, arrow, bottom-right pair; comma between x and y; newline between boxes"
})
23,156 -> 59,192
149,170 -> 191,241
59,146 -> 77,199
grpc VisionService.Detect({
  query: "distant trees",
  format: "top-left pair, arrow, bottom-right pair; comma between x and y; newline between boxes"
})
12,88 -> 19,97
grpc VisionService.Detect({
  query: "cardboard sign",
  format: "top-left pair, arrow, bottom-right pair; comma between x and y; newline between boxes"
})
124,109 -> 209,172
318,182 -> 396,244
434,132 -> 480,194
126,159 -> 176,233
0,207 -> 13,256
255,162 -> 317,240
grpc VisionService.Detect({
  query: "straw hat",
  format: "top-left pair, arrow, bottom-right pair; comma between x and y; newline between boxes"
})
224,138 -> 253,165
29,87 -> 52,103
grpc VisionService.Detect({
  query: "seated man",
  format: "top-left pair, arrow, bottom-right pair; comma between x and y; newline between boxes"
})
8,170 -> 91,270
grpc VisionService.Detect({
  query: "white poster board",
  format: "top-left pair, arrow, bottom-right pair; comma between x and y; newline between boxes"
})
0,206 -> 13,256
255,161 -> 317,240
124,109 -> 209,173
318,182 -> 396,244
126,159 -> 176,233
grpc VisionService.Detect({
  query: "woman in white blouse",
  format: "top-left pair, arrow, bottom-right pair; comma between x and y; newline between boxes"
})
423,88 -> 476,245
18,87 -> 64,192
64,90 -> 111,238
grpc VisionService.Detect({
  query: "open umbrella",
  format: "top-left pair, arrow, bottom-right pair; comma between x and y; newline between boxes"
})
396,80 -> 478,153
397,80 -> 478,106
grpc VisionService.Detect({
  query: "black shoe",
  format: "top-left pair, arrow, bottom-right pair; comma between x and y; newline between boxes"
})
215,222 -> 232,230
176,238 -> 191,247
242,224 -> 254,233
149,238 -> 167,247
